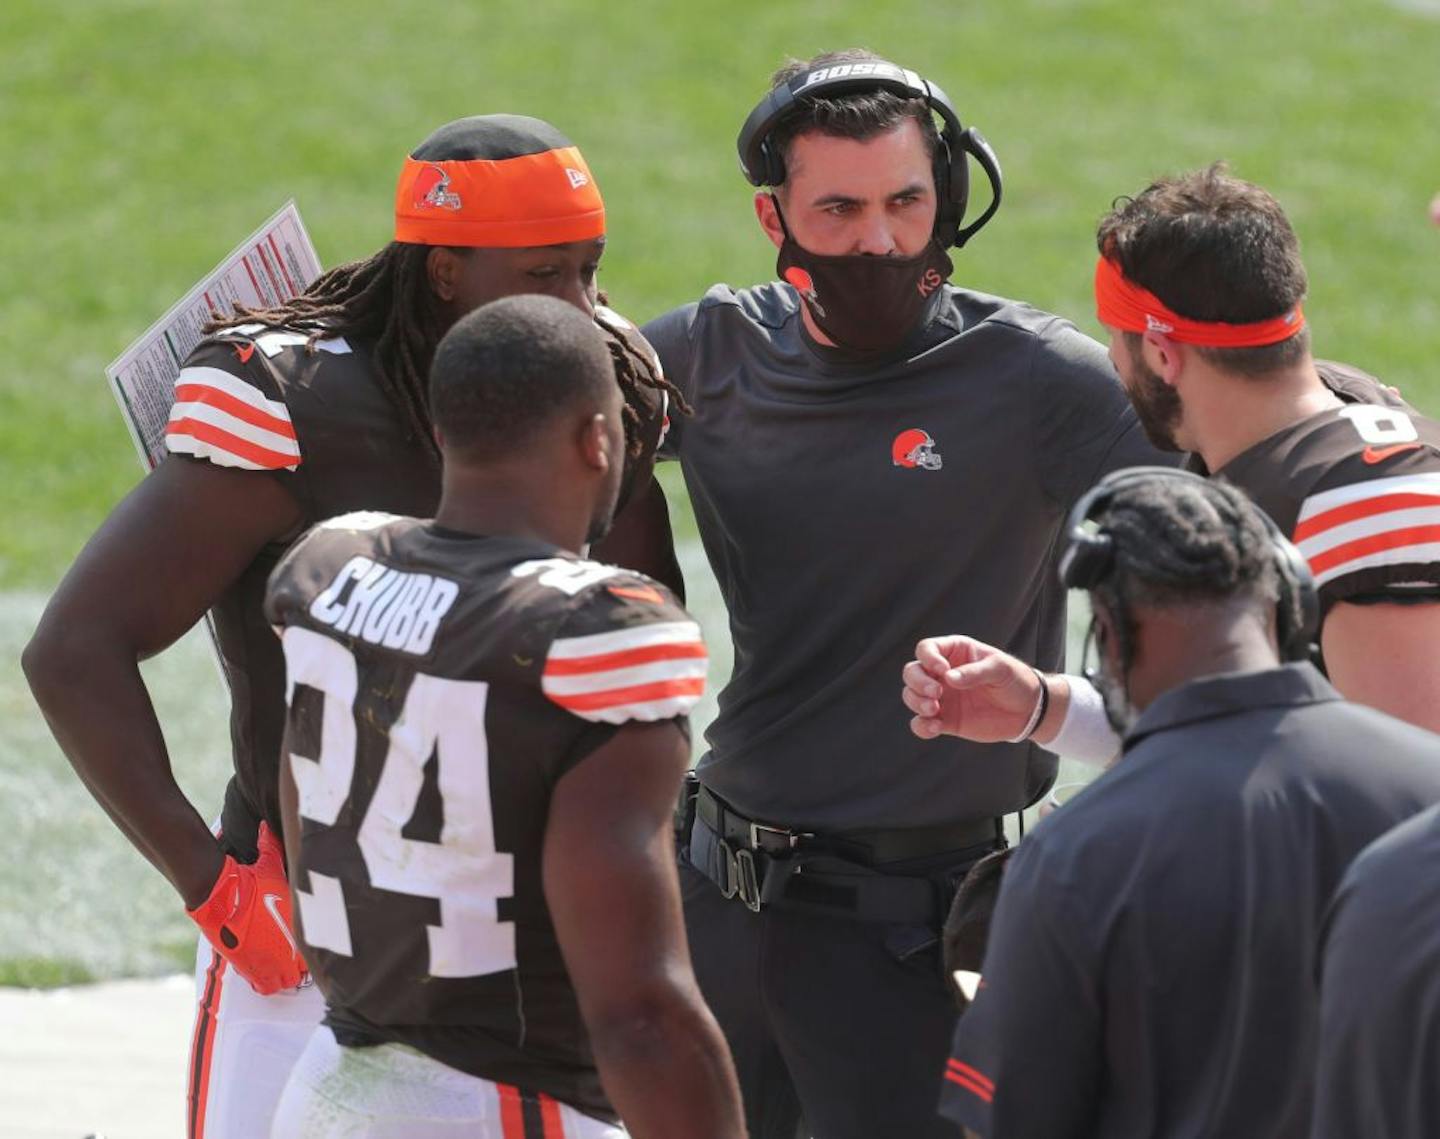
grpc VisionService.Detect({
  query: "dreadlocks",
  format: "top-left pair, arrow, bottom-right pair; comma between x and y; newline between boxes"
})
1090,476 -> 1282,672
206,253 -> 690,468
206,242 -> 449,463
595,298 -> 691,459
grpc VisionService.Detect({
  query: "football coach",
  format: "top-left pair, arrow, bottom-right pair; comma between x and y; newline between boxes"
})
641,48 -> 1170,1138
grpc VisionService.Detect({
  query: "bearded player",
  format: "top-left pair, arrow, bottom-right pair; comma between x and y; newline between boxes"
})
903,163 -> 1440,758
265,295 -> 743,1138
22,115 -> 683,1139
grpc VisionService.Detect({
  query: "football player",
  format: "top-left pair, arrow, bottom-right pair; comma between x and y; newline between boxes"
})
23,115 -> 682,1139
903,163 -> 1440,756
265,294 -> 743,1138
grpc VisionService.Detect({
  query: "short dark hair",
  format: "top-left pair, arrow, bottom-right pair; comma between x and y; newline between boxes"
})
1096,163 -> 1310,377
1090,476 -> 1280,666
429,294 -> 614,463
765,48 -> 940,185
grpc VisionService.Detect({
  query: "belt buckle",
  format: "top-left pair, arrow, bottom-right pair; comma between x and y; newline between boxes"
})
734,849 -> 763,912
750,820 -> 800,852
715,838 -> 739,900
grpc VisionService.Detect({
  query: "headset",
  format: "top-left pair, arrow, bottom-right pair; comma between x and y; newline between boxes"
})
1057,467 -> 1319,663
735,59 -> 1004,250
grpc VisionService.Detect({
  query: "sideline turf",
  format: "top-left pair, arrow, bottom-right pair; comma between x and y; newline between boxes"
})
3,0 -> 1437,982
4,0 -> 1438,586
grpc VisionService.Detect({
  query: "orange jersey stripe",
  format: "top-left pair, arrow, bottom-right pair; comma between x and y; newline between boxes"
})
174,382 -> 297,440
947,1057 -> 995,1092
1293,491 -> 1440,543
944,1067 -> 994,1102
497,1083 -> 527,1138
166,417 -> 300,470
1307,523 -> 1440,576
546,676 -> 706,712
539,1093 -> 566,1137
543,640 -> 707,676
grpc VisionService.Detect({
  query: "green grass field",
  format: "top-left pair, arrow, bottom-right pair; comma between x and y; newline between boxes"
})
3,0 -> 1439,984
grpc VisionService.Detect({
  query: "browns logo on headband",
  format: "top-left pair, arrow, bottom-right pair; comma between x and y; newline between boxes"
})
1094,255 -> 1306,349
395,114 -> 606,248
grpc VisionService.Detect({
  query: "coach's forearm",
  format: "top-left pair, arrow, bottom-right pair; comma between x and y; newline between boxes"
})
23,622 -> 224,908
588,982 -> 745,1139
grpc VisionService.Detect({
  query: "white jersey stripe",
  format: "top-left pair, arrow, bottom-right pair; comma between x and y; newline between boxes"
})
1297,472 -> 1440,521
547,621 -> 701,661
165,433 -> 270,471
1313,541 -> 1440,587
172,365 -> 293,425
1296,505 -> 1440,560
560,693 -> 703,725
542,657 -> 708,698
168,400 -> 302,459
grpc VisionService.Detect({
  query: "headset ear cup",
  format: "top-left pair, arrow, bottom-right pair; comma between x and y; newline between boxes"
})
950,131 -> 971,232
769,141 -> 786,191
1058,530 -> 1116,590
932,134 -> 965,248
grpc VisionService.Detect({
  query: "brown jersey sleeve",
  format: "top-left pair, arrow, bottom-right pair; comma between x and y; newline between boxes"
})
1292,412 -> 1440,607
166,329 -> 305,474
539,569 -> 706,726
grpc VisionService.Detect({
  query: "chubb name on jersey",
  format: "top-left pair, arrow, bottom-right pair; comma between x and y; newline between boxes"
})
308,555 -> 459,655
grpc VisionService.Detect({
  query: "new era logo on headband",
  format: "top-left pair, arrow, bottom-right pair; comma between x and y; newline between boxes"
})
565,168 -> 589,190
1145,314 -> 1174,334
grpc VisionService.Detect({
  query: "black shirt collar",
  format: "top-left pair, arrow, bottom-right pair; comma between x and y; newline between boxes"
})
1124,663 -> 1340,749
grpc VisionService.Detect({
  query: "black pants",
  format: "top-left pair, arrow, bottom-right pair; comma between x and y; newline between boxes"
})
681,819 -> 1001,1139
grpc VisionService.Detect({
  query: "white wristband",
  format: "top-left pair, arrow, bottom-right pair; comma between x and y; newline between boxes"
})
1044,675 -> 1121,767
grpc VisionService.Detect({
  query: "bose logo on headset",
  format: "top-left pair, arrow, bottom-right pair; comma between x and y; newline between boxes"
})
735,56 -> 1005,249
798,63 -> 891,88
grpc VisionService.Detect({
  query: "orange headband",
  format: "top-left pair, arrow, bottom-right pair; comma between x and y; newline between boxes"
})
1094,256 -> 1305,348
394,147 -> 605,247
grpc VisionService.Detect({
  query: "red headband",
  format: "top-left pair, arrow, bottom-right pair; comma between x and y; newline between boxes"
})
1094,256 -> 1305,348
395,148 -> 605,248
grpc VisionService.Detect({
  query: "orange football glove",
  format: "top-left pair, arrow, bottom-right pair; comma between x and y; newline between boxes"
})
187,821 -> 307,995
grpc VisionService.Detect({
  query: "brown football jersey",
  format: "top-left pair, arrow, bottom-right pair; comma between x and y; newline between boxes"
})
1215,361 -> 1440,610
164,309 -> 668,859
263,512 -> 704,1120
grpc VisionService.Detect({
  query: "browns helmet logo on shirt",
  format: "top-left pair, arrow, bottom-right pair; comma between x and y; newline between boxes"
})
892,428 -> 943,471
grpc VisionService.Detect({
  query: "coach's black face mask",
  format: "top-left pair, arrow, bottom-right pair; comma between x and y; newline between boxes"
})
773,198 -> 953,356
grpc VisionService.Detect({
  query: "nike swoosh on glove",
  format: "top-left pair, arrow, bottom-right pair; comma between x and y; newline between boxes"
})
187,821 -> 308,995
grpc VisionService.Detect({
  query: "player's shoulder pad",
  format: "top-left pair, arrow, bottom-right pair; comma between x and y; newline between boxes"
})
1292,411 -> 1440,592
167,324 -> 355,473
524,556 -> 706,725
1316,358 -> 1411,411
265,511 -> 416,626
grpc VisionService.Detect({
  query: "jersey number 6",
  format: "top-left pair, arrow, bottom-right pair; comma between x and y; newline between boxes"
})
1339,404 -> 1419,445
280,626 -> 517,979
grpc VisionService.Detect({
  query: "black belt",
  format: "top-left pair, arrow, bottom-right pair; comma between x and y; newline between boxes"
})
690,785 -> 1004,921
695,785 -> 1002,864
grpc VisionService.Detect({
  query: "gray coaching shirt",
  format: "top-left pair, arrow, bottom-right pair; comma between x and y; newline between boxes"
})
644,282 -> 1164,832
1313,802 -> 1440,1139
942,665 -> 1440,1139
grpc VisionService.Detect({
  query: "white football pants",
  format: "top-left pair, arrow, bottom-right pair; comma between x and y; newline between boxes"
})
270,1025 -> 628,1138
187,935 -> 325,1138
